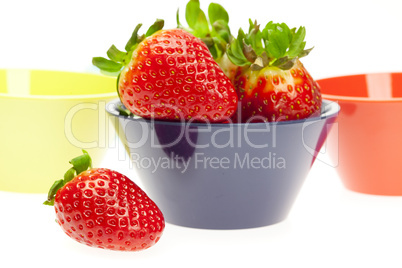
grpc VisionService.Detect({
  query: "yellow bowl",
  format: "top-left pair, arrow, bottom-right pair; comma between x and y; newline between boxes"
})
0,69 -> 117,193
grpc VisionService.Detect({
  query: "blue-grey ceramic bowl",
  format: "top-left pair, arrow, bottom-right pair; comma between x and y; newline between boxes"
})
107,99 -> 339,229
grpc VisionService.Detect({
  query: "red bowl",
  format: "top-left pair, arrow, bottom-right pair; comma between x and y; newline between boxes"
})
319,73 -> 402,195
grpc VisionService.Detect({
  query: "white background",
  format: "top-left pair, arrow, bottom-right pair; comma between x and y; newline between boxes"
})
1,0 -> 402,267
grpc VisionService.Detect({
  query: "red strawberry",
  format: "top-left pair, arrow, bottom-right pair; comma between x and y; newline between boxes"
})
227,21 -> 322,122
44,150 -> 165,251
93,19 -> 237,123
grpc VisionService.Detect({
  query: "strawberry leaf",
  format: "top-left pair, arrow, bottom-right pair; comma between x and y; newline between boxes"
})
145,19 -> 164,37
250,57 -> 265,71
229,29 -> 250,64
279,23 -> 292,47
44,150 -> 93,206
69,149 -> 92,175
263,22 -> 290,59
299,47 -> 313,58
212,36 -> 225,52
265,36 -> 282,59
208,3 -> 229,24
92,57 -> 123,72
208,40 -> 219,58
185,0 -> 209,36
63,168 -> 76,184
178,0 -> 232,60
242,41 -> 257,63
43,179 -> 64,206
227,20 -> 313,70
287,26 -> 306,57
116,73 -> 121,97
227,33 -> 250,66
176,8 -> 183,28
212,20 -> 231,43
125,23 -> 142,51
244,20 -> 264,56
272,56 -> 296,70
261,21 -> 274,40
94,20 -> 166,76
107,45 -> 126,63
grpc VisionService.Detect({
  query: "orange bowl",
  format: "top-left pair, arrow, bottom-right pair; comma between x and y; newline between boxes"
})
319,73 -> 402,195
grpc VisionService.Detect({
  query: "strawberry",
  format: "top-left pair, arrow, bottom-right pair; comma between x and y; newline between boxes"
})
226,20 -> 322,122
93,19 -> 237,123
44,150 -> 165,251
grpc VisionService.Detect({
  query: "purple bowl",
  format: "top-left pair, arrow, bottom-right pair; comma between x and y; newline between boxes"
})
107,99 -> 339,229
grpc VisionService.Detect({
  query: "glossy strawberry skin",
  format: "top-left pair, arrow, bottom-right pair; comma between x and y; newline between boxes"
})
54,168 -> 164,251
118,28 -> 238,123
232,59 -> 322,123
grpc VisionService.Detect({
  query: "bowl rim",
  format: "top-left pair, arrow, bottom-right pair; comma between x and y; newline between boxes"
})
318,72 -> 402,103
106,98 -> 339,127
0,69 -> 118,100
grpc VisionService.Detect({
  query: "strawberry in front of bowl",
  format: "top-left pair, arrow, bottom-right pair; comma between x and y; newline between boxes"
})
44,150 -> 165,251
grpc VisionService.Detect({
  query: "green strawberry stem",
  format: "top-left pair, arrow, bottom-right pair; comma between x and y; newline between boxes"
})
92,19 -> 165,98
226,20 -> 313,70
177,0 -> 232,60
43,150 -> 92,206
92,19 -> 165,75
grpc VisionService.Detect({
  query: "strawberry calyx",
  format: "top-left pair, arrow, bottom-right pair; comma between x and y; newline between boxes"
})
226,20 -> 313,70
177,0 -> 232,60
43,150 -> 92,206
92,19 -> 165,74
92,19 -> 164,98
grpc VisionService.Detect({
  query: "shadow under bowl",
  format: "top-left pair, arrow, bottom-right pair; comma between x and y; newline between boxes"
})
107,99 -> 339,229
